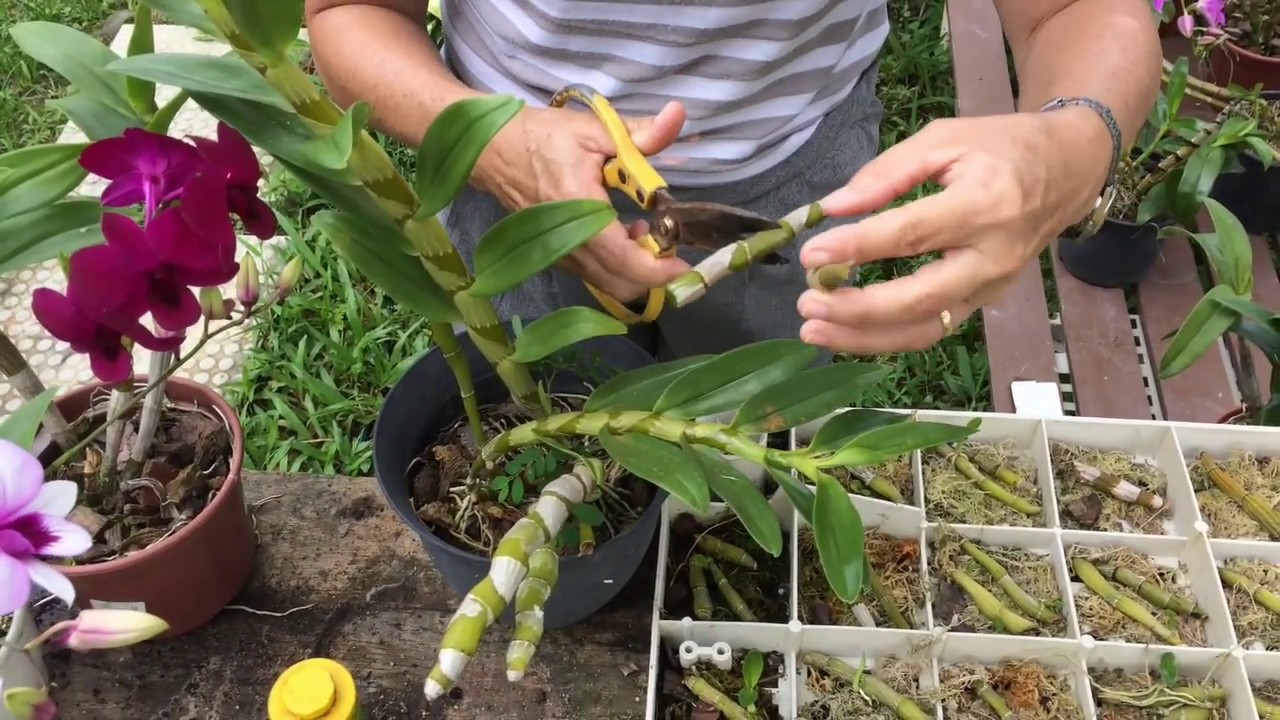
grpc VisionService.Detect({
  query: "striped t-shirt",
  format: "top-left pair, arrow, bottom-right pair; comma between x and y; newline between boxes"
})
440,0 -> 890,187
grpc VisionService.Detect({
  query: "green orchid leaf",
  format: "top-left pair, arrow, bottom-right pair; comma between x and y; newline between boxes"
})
767,466 -> 815,522
0,200 -> 104,275
692,447 -> 783,557
807,409 -> 911,454
1244,136 -> 1275,168
146,90 -> 191,135
276,159 -> 407,245
126,5 -> 158,118
584,355 -> 714,412
1165,56 -> 1189,119
598,431 -> 710,512
313,209 -> 459,322
571,502 -> 606,527
190,93 -> 363,180
655,339 -> 817,418
9,22 -> 136,118
1171,145 -> 1223,227
0,388 -> 59,450
468,200 -> 617,297
0,143 -> 90,220
1159,285 -> 1241,378
813,475 -> 865,603
741,650 -> 764,690
415,95 -> 524,219
818,418 -> 980,468
48,92 -> 142,141
222,0 -> 304,65
108,53 -> 293,111
509,307 -> 627,363
1216,296 -> 1280,365
731,362 -> 890,435
139,0 -> 221,36
1199,198 -> 1254,297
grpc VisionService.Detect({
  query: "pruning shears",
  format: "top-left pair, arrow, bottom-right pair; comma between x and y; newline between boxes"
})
549,84 -> 782,325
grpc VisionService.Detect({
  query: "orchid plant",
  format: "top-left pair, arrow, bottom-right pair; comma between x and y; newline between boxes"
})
1153,0 -> 1227,39
1159,198 -> 1279,426
1,398 -> 169,720
17,0 -> 982,701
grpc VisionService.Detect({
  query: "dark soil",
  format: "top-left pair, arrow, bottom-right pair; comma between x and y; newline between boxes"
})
407,399 -> 652,558
58,402 -> 233,565
657,643 -> 786,720
663,513 -> 791,624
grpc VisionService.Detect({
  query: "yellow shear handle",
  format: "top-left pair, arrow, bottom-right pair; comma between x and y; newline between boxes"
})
550,83 -> 670,325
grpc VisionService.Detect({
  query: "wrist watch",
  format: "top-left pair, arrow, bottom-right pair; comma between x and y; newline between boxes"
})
1039,96 -> 1123,241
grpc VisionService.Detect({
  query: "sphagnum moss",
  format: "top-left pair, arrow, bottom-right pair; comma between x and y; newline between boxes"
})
1190,452 -> 1280,541
924,440 -> 1043,527
1220,557 -> 1280,651
1070,546 -> 1207,647
798,528 -> 925,628
1090,668 -> 1226,720
1051,442 -> 1169,534
798,655 -> 931,720
931,533 -> 1065,637
936,661 -> 1084,719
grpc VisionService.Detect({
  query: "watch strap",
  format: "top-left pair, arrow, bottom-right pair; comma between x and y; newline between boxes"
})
1039,96 -> 1123,239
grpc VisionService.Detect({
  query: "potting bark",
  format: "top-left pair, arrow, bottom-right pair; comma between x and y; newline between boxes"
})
935,661 -> 1084,720
59,404 -> 232,564
409,397 -> 651,556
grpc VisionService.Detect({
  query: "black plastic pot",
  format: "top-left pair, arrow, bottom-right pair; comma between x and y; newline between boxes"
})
1057,218 -> 1164,288
372,324 -> 661,631
1210,92 -> 1280,235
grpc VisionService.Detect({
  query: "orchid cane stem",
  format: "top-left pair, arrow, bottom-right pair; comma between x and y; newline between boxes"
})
683,676 -> 753,720
976,681 -> 1014,719
122,349 -> 176,481
665,203 -> 825,307
801,652 -> 932,720
697,535 -> 757,569
950,568 -> 1038,634
1199,453 -> 1280,539
505,547 -> 558,681
960,540 -> 1058,623
705,557 -> 757,622
431,322 -> 485,443
1072,557 -> 1182,645
0,332 -> 75,450
425,463 -> 597,701
1219,567 -> 1280,617
867,565 -> 910,629
689,554 -> 714,620
1098,564 -> 1202,617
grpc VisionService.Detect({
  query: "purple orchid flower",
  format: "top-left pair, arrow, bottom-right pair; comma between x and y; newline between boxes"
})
0,440 -> 93,615
31,288 -> 182,383
191,123 -> 277,239
1197,0 -> 1225,27
66,206 -> 239,335
78,128 -> 202,220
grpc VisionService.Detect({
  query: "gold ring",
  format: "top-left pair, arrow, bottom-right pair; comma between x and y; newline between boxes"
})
939,309 -> 954,336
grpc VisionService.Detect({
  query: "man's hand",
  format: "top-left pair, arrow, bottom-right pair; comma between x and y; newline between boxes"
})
795,107 -> 1112,354
473,101 -> 692,303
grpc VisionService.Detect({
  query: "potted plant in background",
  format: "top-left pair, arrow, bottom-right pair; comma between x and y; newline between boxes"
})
1159,198 -> 1278,426
1056,57 -> 1271,287
0,395 -> 169,720
10,5 -> 305,637
1206,0 -> 1280,91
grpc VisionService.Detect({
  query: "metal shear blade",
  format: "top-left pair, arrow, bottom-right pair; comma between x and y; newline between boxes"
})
652,193 -> 787,264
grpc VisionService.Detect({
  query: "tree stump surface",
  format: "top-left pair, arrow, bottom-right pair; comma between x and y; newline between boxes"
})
45,473 -> 654,719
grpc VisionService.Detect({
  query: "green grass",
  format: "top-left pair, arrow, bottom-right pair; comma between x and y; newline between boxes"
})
0,0 -> 126,151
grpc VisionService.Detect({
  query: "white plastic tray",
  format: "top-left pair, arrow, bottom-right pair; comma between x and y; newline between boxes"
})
643,409 -> 1280,719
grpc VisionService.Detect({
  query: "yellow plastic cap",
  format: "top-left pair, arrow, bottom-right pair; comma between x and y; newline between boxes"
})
268,658 -> 359,720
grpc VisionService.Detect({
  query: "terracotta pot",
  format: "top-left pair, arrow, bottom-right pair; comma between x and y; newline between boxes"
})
1208,38 -> 1280,91
50,377 -> 255,638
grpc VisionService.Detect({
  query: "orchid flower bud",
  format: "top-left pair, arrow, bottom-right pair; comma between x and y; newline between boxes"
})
29,609 -> 169,652
1176,13 -> 1195,36
276,257 -> 302,300
199,287 -> 230,320
236,257 -> 260,310
2,687 -> 56,720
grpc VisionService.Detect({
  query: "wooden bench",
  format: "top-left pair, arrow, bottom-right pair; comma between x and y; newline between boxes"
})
946,0 -> 1280,422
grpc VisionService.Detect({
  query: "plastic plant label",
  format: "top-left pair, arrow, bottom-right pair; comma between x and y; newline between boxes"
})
88,599 -> 147,613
